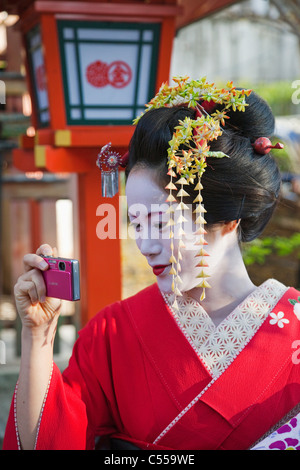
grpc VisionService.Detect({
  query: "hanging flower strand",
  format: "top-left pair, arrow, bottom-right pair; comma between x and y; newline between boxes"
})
134,76 -> 252,306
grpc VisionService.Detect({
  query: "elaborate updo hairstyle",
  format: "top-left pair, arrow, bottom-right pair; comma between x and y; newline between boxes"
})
125,91 -> 281,243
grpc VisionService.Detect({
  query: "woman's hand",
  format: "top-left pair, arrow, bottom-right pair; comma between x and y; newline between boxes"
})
14,244 -> 61,331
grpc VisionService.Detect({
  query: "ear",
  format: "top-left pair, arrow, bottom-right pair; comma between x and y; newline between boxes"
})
221,220 -> 240,236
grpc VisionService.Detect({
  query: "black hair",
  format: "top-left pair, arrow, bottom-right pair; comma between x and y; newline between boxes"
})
125,91 -> 281,243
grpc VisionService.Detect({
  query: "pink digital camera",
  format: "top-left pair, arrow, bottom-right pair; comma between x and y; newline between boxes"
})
41,256 -> 80,301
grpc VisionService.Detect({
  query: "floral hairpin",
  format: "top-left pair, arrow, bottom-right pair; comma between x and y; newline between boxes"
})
96,143 -> 122,198
134,76 -> 252,308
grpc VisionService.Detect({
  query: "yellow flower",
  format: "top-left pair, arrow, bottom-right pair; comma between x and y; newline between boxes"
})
211,110 -> 229,126
203,118 -> 222,140
194,141 -> 209,159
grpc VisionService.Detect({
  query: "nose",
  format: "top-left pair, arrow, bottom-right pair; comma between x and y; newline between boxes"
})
138,236 -> 162,258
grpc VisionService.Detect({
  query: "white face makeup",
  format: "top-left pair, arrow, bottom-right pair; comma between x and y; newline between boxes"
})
125,167 -> 207,294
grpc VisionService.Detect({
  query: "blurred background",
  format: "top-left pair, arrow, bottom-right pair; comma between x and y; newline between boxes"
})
1,0 -> 300,447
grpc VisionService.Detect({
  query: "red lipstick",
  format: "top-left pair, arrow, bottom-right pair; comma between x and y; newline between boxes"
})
152,265 -> 170,276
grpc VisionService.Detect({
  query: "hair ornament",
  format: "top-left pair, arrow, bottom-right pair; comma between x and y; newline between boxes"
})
96,145 -> 131,197
252,137 -> 284,155
96,142 -> 122,197
133,76 -> 253,307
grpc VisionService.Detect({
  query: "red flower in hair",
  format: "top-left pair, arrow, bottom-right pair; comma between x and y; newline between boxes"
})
200,100 -> 217,114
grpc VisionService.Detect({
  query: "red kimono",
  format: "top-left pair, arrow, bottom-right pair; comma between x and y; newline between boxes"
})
3,279 -> 300,450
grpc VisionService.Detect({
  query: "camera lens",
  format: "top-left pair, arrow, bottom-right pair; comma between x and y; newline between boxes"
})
59,261 -> 66,271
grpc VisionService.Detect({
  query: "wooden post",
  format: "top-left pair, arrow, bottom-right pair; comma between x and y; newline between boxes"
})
40,14 -> 66,129
77,167 -> 122,325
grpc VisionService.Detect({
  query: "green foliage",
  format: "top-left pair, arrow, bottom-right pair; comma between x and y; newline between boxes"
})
242,233 -> 300,266
237,80 -> 300,117
253,81 -> 299,116
270,137 -> 293,172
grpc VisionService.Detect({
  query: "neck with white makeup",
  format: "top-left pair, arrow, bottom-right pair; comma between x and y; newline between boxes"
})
187,230 -> 256,327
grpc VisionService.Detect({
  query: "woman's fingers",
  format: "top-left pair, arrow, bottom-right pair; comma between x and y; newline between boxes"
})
16,268 -> 47,304
16,280 -> 39,305
15,244 -> 62,329
23,244 -> 56,273
36,243 -> 55,257
23,253 -> 49,273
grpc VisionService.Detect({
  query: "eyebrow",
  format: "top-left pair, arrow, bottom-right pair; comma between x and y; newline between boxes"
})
128,211 -> 163,219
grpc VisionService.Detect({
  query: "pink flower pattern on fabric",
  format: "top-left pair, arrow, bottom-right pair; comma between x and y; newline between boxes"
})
252,414 -> 300,450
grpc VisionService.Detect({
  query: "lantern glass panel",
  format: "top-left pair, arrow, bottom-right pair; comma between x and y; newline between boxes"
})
26,25 -> 50,127
57,20 -> 160,125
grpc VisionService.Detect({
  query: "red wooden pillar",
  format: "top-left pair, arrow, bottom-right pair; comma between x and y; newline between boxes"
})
77,168 -> 122,325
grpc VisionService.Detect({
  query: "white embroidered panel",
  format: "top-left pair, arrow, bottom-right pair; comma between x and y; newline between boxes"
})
162,279 -> 288,378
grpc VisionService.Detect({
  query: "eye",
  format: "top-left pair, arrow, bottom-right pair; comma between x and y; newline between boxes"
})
129,221 -> 141,232
154,221 -> 168,231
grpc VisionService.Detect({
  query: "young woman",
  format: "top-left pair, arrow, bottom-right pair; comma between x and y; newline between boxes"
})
3,78 -> 300,450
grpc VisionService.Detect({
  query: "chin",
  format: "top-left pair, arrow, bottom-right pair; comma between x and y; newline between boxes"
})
156,274 -> 197,295
156,276 -> 173,294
